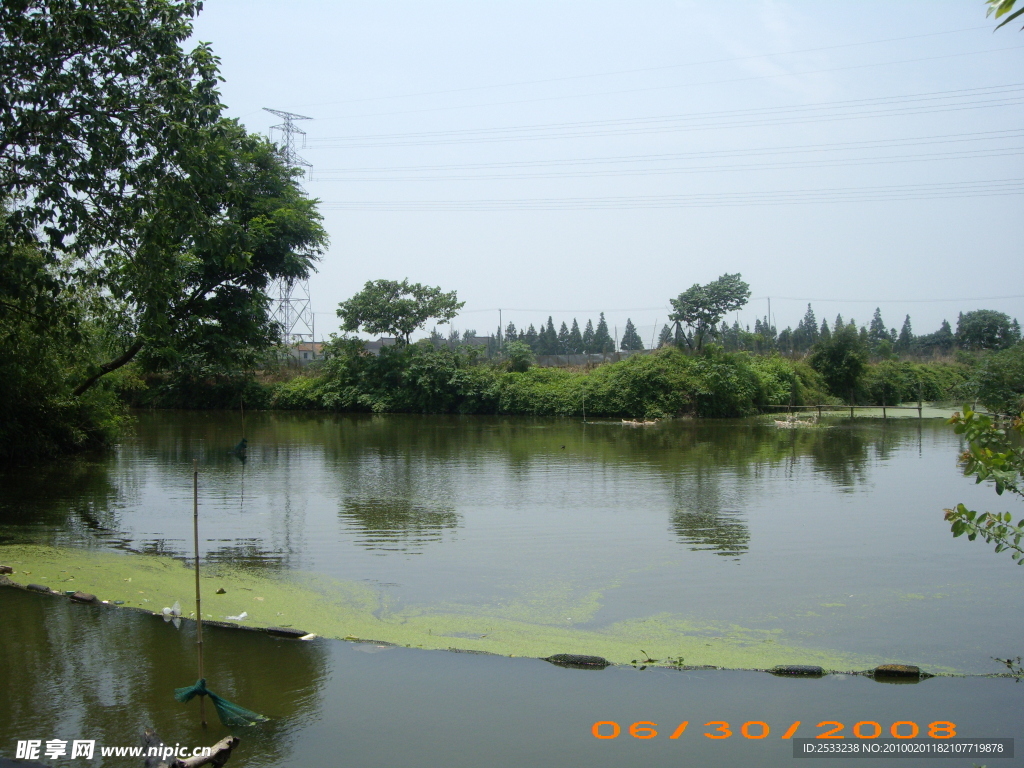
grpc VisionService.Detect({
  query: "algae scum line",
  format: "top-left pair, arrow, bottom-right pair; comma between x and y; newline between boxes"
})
0,550 -> 966,682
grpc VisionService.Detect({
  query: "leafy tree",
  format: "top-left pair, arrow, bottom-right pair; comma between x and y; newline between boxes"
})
1,0 -> 221,261
809,322 -> 869,400
2,2 -> 329,433
503,340 -> 535,372
620,318 -> 644,351
918,319 -> 955,355
819,319 -> 831,342
568,319 -> 583,354
582,319 -> 595,353
593,312 -> 613,353
944,406 -> 1024,564
75,120 -> 327,395
657,324 -> 673,348
956,309 -> 1021,350
975,343 -> 1024,415
504,322 -> 517,347
669,273 -> 751,351
337,279 -> 464,344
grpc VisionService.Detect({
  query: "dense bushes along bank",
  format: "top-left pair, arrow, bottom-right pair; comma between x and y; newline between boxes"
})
134,342 -> 984,419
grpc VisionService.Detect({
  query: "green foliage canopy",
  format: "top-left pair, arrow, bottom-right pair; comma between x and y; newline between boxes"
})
955,310 -> 1021,351
337,279 -> 464,344
74,119 -> 327,395
809,323 -> 869,400
0,0 -> 221,258
974,343 -> 1024,415
669,273 -> 751,351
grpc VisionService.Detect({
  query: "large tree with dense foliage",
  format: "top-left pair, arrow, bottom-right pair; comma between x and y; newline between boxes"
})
669,273 -> 751,351
75,119 -> 327,394
955,310 -> 1021,351
1,0 -> 327,456
1,0 -> 221,261
337,279 -> 464,344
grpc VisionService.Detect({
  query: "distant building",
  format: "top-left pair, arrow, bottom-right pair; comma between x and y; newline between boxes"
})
363,337 -> 399,355
287,341 -> 325,365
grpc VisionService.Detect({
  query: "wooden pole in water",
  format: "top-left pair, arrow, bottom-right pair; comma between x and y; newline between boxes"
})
192,459 -> 207,729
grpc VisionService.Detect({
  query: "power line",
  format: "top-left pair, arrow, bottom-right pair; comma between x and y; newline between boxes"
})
286,25 -> 992,110
311,129 -> 1024,174
306,46 -> 1023,122
311,147 -> 1024,182
317,178 -> 1024,211
305,84 -> 1024,148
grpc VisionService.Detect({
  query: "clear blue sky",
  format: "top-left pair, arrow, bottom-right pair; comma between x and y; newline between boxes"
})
190,1 -> 1024,343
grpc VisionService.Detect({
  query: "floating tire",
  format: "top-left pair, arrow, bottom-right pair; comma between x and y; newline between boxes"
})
872,664 -> 926,683
769,665 -> 824,677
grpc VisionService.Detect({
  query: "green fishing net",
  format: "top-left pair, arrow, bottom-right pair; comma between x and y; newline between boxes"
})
174,678 -> 269,727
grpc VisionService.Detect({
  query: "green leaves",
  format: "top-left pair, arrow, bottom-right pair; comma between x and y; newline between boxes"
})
336,280 -> 465,344
987,0 -> 1024,29
944,406 -> 1024,563
668,273 -> 751,351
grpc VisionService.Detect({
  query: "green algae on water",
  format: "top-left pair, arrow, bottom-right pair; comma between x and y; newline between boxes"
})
0,545 -> 891,670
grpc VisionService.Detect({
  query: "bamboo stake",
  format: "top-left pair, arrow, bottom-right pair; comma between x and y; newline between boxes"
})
192,459 -> 207,729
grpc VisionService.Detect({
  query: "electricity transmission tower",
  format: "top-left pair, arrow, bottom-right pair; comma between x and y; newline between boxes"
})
263,108 -> 314,347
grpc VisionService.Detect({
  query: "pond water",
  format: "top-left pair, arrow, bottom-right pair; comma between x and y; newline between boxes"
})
1,410 -> 1019,672
1,586 -> 1021,768
1,410 -> 1021,766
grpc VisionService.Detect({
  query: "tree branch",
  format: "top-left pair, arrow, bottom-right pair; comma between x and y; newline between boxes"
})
72,337 -> 144,397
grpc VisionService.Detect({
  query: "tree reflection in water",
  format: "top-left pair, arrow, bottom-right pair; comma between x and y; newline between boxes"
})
339,498 -> 459,553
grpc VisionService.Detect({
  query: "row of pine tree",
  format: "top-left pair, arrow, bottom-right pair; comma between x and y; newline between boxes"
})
433,305 -> 1019,358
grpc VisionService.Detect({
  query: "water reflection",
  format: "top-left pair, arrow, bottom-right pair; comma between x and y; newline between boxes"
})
0,414 -> 930,565
0,588 -> 328,766
340,498 -> 459,553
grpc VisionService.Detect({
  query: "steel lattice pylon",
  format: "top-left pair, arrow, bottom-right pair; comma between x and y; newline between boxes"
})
264,108 -> 315,346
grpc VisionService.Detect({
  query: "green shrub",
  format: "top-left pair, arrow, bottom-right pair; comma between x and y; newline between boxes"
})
974,343 -> 1024,415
